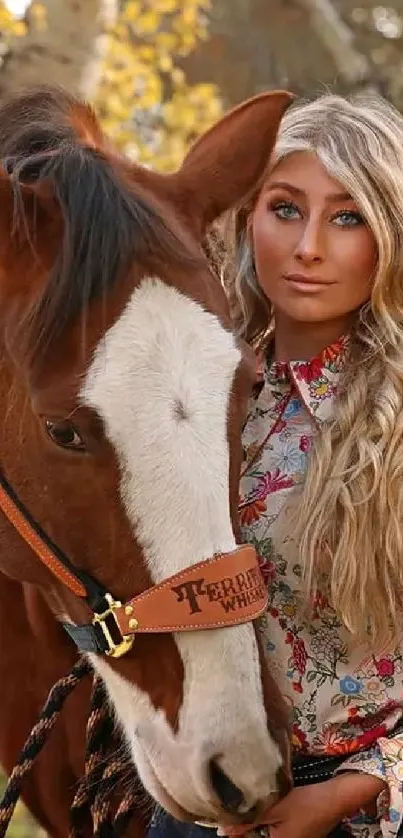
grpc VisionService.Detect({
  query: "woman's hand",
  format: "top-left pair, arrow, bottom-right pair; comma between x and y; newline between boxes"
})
263,781 -> 344,838
218,772 -> 387,838
265,772 -> 386,838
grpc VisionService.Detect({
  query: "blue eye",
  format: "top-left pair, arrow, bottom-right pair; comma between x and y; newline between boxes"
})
333,210 -> 363,227
271,201 -> 301,220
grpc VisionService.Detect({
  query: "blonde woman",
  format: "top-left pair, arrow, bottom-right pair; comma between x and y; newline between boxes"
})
148,94 -> 403,838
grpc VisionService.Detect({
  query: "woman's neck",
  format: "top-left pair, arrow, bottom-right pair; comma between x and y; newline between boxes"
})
274,311 -> 354,362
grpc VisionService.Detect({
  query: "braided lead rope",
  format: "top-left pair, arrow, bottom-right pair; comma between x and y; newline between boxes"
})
70,675 -> 115,838
70,674 -> 141,838
0,657 -> 91,838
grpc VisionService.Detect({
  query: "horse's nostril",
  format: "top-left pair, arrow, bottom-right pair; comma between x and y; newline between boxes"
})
209,759 -> 245,813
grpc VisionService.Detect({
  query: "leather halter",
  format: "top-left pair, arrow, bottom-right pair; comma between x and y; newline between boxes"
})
0,470 -> 268,658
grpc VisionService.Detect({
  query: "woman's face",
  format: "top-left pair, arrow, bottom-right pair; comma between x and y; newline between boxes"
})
251,151 -> 378,326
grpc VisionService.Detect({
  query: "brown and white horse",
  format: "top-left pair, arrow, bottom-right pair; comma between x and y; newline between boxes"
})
0,85 -> 292,837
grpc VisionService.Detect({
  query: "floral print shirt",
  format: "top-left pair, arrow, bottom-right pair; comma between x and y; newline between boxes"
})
239,336 -> 403,838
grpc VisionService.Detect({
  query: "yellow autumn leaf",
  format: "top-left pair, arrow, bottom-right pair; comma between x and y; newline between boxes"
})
158,53 -> 172,72
13,20 -> 27,36
93,0 -> 222,172
136,10 -> 160,34
171,66 -> 185,86
124,0 -> 142,21
112,22 -> 131,41
155,32 -> 178,50
138,84 -> 162,108
182,6 -> 197,25
137,44 -> 155,61
0,6 -> 12,23
0,2 -> 26,36
152,0 -> 180,13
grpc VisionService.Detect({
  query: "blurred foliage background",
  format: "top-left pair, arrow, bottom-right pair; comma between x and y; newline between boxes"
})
1,0 -> 403,835
0,772 -> 42,838
1,0 -> 403,173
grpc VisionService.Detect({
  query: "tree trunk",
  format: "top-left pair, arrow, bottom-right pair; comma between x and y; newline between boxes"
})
180,0 -> 399,109
0,0 -> 118,100
180,0 -> 344,109
297,0 -> 372,86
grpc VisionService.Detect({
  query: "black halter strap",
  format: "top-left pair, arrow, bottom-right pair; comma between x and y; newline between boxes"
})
0,468 -> 124,655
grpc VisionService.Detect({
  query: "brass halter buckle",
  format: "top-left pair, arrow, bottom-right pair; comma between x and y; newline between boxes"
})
92,593 -> 136,658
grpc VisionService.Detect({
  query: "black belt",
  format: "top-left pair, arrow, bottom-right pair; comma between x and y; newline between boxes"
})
292,720 -> 403,838
292,718 -> 403,786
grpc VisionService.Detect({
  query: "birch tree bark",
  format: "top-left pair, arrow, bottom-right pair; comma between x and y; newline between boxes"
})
180,0 -> 398,111
297,0 -> 374,87
0,0 -> 118,100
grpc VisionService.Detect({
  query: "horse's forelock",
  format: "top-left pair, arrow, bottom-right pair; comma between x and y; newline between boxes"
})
0,85 -> 203,363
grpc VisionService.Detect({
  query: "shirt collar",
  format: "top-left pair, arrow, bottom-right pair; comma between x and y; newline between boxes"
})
256,334 -> 350,424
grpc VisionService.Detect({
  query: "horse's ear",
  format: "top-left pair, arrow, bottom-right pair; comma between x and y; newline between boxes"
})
173,90 -> 294,234
67,100 -> 108,150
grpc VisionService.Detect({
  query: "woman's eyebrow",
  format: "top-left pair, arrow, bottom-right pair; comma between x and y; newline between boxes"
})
265,180 -> 352,202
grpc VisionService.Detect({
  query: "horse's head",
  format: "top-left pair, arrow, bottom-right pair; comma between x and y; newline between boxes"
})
0,86 -> 293,824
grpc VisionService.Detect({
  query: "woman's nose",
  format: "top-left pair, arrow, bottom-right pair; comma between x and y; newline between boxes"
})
294,219 -> 324,264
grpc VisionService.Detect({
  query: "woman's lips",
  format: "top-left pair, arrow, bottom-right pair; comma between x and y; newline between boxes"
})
283,273 -> 334,293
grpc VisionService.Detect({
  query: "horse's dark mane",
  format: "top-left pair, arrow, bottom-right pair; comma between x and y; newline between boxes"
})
0,85 -> 201,359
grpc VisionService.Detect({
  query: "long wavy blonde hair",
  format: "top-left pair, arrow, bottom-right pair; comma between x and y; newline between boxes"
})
223,92 -> 403,649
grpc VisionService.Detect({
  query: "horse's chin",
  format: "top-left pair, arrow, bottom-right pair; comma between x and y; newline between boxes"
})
133,745 -> 207,823
133,741 -> 235,827
135,752 -> 272,832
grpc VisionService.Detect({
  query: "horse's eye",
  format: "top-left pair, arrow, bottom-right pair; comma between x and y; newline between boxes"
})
44,420 -> 85,451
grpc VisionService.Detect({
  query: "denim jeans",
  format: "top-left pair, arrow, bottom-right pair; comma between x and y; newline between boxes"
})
147,809 -> 217,838
147,809 -> 350,838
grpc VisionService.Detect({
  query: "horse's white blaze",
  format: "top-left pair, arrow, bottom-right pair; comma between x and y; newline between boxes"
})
82,278 -> 282,817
